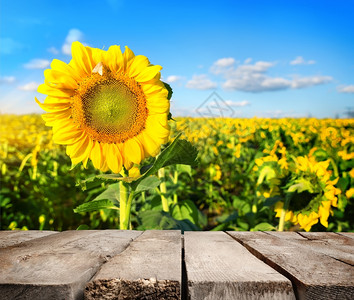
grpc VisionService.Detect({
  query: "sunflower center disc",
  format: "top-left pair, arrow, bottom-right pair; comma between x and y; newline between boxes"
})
73,73 -> 148,144
84,80 -> 136,135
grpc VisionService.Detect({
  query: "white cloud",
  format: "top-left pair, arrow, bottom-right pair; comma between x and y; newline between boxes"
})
290,56 -> 316,65
24,59 -> 50,69
291,76 -> 332,89
222,61 -> 289,92
212,58 -> 331,93
18,82 -> 40,91
214,57 -> 235,67
225,100 -> 250,107
170,104 -> 196,117
0,76 -> 16,84
62,29 -> 84,55
165,75 -> 184,84
210,57 -> 236,74
48,47 -> 59,55
186,74 -> 217,90
337,85 -> 354,93
244,58 -> 252,64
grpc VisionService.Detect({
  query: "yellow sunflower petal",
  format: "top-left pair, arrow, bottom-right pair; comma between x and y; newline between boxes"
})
41,110 -> 72,126
147,97 -> 170,114
35,98 -> 71,113
128,55 -> 150,78
123,46 -> 135,71
141,81 -> 167,97
135,65 -> 162,83
85,47 -> 105,67
145,114 -> 170,139
105,45 -> 124,73
123,138 -> 144,164
137,131 -> 161,157
90,141 -> 104,170
106,143 -> 123,174
44,69 -> 78,90
67,135 -> 93,165
70,41 -> 93,76
38,83 -> 74,98
50,59 -> 81,82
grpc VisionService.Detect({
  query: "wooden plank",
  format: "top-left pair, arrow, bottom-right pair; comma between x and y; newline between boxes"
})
184,232 -> 295,300
297,232 -> 354,265
337,232 -> 354,239
265,231 -> 307,240
228,231 -> 354,300
267,232 -> 354,266
0,230 -> 141,300
85,230 -> 181,300
0,230 -> 58,248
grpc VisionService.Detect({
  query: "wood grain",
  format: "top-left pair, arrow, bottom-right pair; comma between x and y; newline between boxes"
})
85,230 -> 181,300
228,231 -> 354,300
0,230 -> 58,248
184,231 -> 295,300
0,230 -> 141,300
266,231 -> 354,265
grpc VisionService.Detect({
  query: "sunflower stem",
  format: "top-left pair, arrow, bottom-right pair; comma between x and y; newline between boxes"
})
278,197 -> 290,232
119,180 -> 128,229
173,170 -> 178,204
158,168 -> 169,212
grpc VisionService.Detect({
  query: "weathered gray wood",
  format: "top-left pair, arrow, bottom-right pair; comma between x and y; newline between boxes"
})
265,231 -> 307,240
0,230 -> 141,300
0,230 -> 58,248
85,230 -> 181,300
228,231 -> 354,300
267,232 -> 354,265
184,231 -> 295,300
337,232 -> 354,239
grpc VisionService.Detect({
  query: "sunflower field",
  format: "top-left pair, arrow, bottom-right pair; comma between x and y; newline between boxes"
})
1,114 -> 353,232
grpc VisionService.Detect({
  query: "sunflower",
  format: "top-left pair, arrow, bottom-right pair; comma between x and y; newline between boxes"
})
274,156 -> 341,231
36,41 -> 170,174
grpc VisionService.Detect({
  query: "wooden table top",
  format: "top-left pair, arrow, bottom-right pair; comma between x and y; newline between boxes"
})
0,230 -> 353,300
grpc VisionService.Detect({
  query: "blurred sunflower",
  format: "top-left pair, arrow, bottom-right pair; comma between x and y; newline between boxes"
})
36,42 -> 170,174
274,156 -> 341,231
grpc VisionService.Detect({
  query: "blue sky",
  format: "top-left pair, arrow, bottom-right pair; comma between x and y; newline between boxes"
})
1,0 -> 353,118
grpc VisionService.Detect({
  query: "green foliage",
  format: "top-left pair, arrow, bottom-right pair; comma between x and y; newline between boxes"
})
1,115 -> 353,232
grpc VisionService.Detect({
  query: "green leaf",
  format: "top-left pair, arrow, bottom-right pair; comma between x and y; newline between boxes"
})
257,165 -> 277,185
163,82 -> 173,100
337,176 -> 349,191
312,148 -> 328,161
77,176 -> 104,191
252,222 -> 275,231
78,134 -> 197,192
211,223 -> 232,231
288,179 -> 314,193
215,211 -> 238,224
176,164 -> 192,177
140,164 -> 153,175
131,133 -> 198,190
264,196 -> 282,207
171,200 -> 199,226
76,224 -> 90,230
73,199 -> 118,213
136,210 -> 200,231
96,173 -> 138,183
135,176 -> 161,192
93,183 -> 120,205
